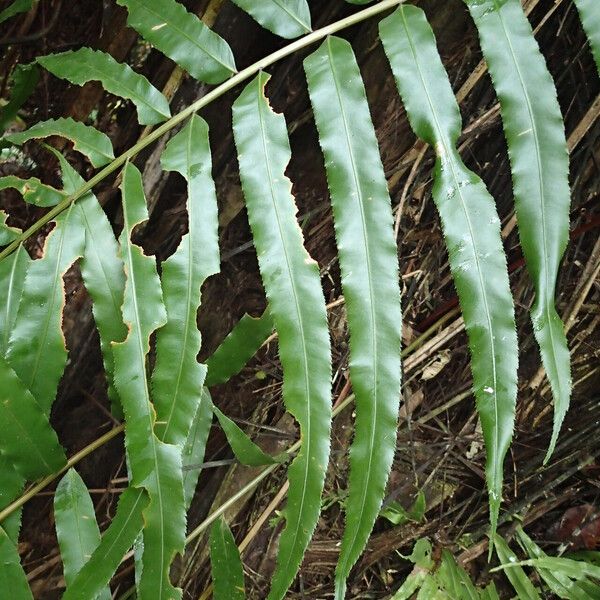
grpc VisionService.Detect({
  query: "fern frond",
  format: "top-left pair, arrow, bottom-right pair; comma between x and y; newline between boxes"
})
116,0 -> 236,84
37,49 -> 171,125
205,310 -> 273,387
232,72 -> 332,600
54,469 -> 111,600
210,517 -> 245,600
112,163 -> 185,599
152,115 -> 219,447
304,35 -> 402,598
231,0 -> 312,39
380,5 -> 518,535
6,203 -> 84,414
0,176 -> 67,206
574,0 -> 600,74
62,488 -> 149,600
464,0 -> 571,463
51,151 -> 127,413
6,118 -> 114,167
0,526 -> 32,599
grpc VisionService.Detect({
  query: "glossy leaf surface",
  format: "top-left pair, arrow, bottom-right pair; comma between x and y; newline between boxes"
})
0,354 -> 66,479
116,0 -> 236,84
62,488 -> 149,600
37,49 -> 171,125
464,0 -> 571,462
112,163 -> 185,599
231,0 -> 311,39
52,151 -> 127,412
6,117 -> 114,167
380,5 -> 518,535
152,115 -> 219,447
210,517 -> 245,600
7,203 -> 84,415
0,527 -> 32,600
305,35 -> 402,598
54,469 -> 111,600
232,72 -> 332,600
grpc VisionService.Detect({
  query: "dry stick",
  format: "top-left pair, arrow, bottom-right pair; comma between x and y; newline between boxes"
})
0,0 -> 407,263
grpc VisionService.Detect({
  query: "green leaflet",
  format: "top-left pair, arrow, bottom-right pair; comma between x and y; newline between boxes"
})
62,488 -> 149,600
152,115 -> 219,447
112,163 -> 185,600
0,211 -> 21,246
116,0 -> 236,84
6,203 -> 85,415
0,0 -> 35,24
464,0 -> 571,463
380,6 -> 518,535
304,36 -> 402,598
0,64 -> 39,132
182,388 -> 213,509
54,469 -> 111,600
52,151 -> 126,415
212,404 -> 281,467
0,354 -> 66,479
0,527 -> 32,600
493,535 -> 541,600
516,527 -> 599,599
0,175 -> 67,207
37,49 -> 171,125
0,456 -> 24,543
205,310 -> 274,387
6,117 -> 115,168
232,72 -> 332,600
210,517 -> 245,600
437,550 -> 479,600
574,0 -> 600,74
230,0 -> 311,39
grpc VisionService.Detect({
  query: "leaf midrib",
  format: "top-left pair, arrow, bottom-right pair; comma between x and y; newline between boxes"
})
492,1 -> 560,391
123,0 -> 236,74
256,75 -> 312,580
325,37 -> 380,575
400,7 -> 500,480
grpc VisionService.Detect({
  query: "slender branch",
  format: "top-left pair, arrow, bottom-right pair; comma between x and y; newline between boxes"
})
0,0 -> 404,262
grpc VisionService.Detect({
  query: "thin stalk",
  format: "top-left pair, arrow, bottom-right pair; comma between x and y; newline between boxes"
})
0,424 -> 124,523
0,0 -> 404,263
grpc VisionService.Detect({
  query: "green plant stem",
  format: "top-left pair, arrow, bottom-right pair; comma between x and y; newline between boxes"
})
0,0 -> 404,263
0,424 -> 124,524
